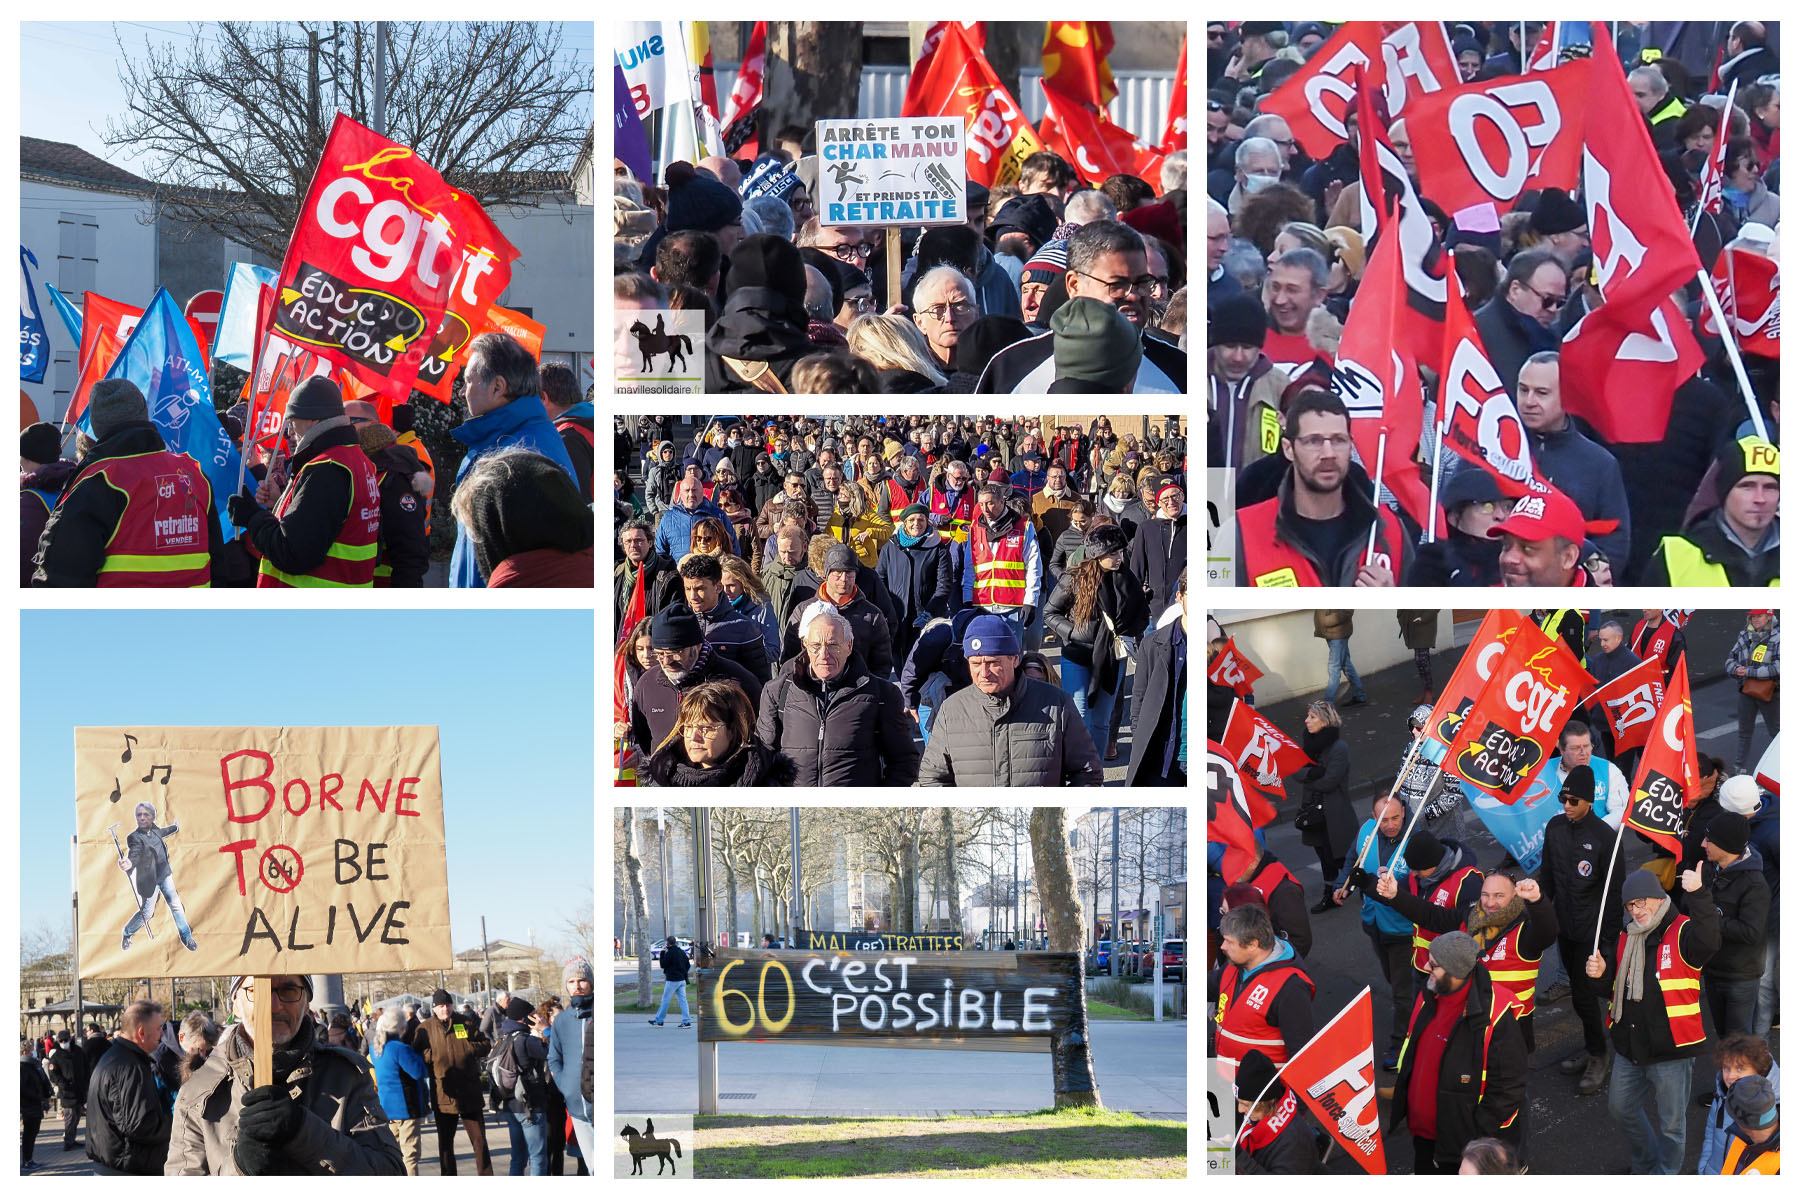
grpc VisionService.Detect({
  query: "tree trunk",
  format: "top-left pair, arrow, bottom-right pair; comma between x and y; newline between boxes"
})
941,808 -> 961,937
622,810 -> 655,1007
1030,806 -> 1102,1109
721,860 -> 740,942
762,23 -> 864,153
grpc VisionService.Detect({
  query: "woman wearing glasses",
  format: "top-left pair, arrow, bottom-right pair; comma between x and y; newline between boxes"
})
641,680 -> 795,788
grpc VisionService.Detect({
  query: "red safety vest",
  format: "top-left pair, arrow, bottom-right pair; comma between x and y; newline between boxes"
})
1237,494 -> 1407,588
1632,618 -> 1677,669
970,520 -> 1029,607
929,484 -> 974,542
1215,958 -> 1315,1071
1610,915 -> 1706,1048
1477,922 -> 1542,1019
886,475 -> 926,520
1242,858 -> 1301,907
1397,977 -> 1522,1129
256,443 -> 380,588
63,450 -> 212,587
1409,865 -> 1484,973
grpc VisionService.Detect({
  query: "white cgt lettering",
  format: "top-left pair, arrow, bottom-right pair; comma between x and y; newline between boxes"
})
312,177 -> 459,288
1503,670 -> 1570,737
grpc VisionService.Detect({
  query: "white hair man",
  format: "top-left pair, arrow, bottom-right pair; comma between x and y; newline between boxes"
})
758,603 -> 921,785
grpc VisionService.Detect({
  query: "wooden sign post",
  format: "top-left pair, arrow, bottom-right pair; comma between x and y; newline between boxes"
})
252,980 -> 273,1085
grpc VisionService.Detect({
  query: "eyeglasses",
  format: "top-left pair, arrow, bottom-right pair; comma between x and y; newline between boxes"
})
241,982 -> 308,1003
684,721 -> 727,738
823,242 -> 872,262
1518,281 -> 1567,310
1292,434 -> 1351,451
846,294 -> 877,312
1467,500 -> 1515,516
652,650 -> 693,665
920,300 -> 977,322
1071,269 -> 1158,297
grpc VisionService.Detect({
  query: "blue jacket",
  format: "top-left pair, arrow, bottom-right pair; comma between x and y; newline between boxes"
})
1008,467 -> 1047,499
1750,794 -> 1780,934
1698,1060 -> 1780,1174
371,1036 -> 430,1121
546,993 -> 592,1123
731,593 -> 781,660
654,497 -> 738,561
448,395 -> 579,587
1333,817 -> 1413,939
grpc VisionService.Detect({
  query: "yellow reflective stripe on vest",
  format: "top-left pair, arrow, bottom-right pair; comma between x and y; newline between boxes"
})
260,562 -> 374,588
975,559 -> 1027,571
325,540 -> 379,562
374,564 -> 393,577
1658,977 -> 1701,993
1659,537 -> 1732,586
100,552 -> 210,575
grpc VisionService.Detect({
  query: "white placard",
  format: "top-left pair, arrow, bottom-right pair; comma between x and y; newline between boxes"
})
816,117 -> 969,227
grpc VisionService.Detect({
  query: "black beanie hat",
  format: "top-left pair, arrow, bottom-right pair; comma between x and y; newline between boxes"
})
652,604 -> 704,650
1236,1048 -> 1285,1106
1208,292 -> 1268,349
1529,187 -> 1586,236
287,375 -> 345,420
990,194 -> 1060,247
1083,523 -> 1130,560
664,161 -> 744,234
504,997 -> 536,1022
955,315 -> 1032,376
1404,829 -> 1446,871
725,233 -> 809,311
1560,764 -> 1596,805
799,248 -> 848,315
1706,811 -> 1751,856
915,225 -> 982,277
21,422 -> 60,464
431,989 -> 452,1007
1715,436 -> 1781,493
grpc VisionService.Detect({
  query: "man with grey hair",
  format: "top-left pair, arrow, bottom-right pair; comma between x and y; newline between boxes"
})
1064,189 -> 1118,226
802,265 -> 837,325
1261,247 -> 1329,375
1229,136 -> 1284,216
444,331 -> 578,588
758,601 -> 920,786
87,999 -> 170,1174
910,265 -> 981,375
745,193 -> 796,241
1627,65 -> 1684,146
976,221 -> 1186,392
119,801 -> 196,952
1159,149 -> 1188,196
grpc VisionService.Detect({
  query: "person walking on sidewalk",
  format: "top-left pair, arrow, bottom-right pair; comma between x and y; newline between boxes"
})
1313,610 -> 1368,706
650,938 -> 692,1028
1298,700 -> 1355,913
1726,611 -> 1779,775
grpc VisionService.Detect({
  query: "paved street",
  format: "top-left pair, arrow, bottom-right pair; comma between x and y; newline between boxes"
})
614,1010 -> 1187,1120
1221,609 -> 1778,1173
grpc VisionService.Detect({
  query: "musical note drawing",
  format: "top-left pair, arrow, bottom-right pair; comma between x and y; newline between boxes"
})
109,778 -> 122,804
140,765 -> 172,785
120,733 -> 138,764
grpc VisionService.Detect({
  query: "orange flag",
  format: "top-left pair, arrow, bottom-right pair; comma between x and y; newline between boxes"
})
1041,21 -> 1116,109
902,22 -> 1043,188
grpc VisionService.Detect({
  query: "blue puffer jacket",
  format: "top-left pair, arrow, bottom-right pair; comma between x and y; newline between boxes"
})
371,1036 -> 430,1121
448,395 -> 579,588
653,498 -> 739,561
1333,817 -> 1413,940
546,993 -> 593,1123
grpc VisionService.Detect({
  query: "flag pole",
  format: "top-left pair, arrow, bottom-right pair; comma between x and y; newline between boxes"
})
1363,430 -> 1388,566
1344,735 -> 1431,898
1695,267 -> 1772,441
1590,814 -> 1629,959
1229,986 -> 1376,1152
1425,414 -> 1446,546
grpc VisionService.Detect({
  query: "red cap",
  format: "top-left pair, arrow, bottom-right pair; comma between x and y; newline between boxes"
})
1750,609 -> 1775,616
1491,486 -> 1586,545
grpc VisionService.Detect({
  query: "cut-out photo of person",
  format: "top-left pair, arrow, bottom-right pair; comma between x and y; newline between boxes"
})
119,802 -> 197,952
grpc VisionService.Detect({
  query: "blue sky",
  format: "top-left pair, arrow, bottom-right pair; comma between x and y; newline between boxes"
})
20,21 -> 596,171
20,609 -> 595,958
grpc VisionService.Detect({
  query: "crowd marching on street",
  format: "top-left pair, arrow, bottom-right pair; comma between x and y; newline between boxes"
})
613,415 -> 1189,787
1206,20 -> 1781,587
21,962 -> 596,1177
1208,608 -> 1782,1174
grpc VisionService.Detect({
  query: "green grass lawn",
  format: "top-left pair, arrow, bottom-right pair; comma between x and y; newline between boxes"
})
1084,999 -> 1150,1020
692,1107 -> 1186,1178
615,985 -> 657,1012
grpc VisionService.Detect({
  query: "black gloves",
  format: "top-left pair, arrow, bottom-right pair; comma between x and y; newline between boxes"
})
234,1082 -> 303,1175
1020,605 -> 1036,628
226,488 -> 262,530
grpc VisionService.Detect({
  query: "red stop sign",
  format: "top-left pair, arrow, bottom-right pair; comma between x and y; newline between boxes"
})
184,289 -> 225,347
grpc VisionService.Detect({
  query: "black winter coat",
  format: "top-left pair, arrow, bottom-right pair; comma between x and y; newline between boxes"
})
1128,617 -> 1188,786
366,441 -> 429,587
240,420 -> 365,579
1388,967 -> 1528,1166
1538,811 -> 1625,946
898,610 -> 978,707
613,554 -> 684,628
780,591 -> 895,679
695,598 -> 773,683
1472,293 -> 1558,400
1044,565 -> 1150,697
659,944 -> 690,983
1704,846 -> 1772,980
755,654 -> 921,786
1298,730 -> 1356,861
704,287 -> 815,393
629,646 -> 764,754
88,1037 -> 171,1175
1235,1094 -> 1319,1174
30,422 -> 227,587
83,1035 -> 110,1087
23,1057 -> 53,1117
47,1041 -> 87,1102
875,532 -> 956,661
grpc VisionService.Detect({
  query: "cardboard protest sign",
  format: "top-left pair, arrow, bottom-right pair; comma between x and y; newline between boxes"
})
75,726 -> 451,980
816,117 -> 968,227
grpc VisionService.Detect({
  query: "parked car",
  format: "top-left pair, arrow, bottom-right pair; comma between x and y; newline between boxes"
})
1159,939 -> 1185,981
649,937 -> 695,961
1120,940 -> 1151,974
1096,940 -> 1112,970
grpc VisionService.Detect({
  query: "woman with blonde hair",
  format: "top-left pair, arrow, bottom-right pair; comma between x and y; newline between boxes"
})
1299,699 -> 1355,913
718,553 -> 779,662
643,680 -> 795,787
846,313 -> 948,390
827,477 -> 893,567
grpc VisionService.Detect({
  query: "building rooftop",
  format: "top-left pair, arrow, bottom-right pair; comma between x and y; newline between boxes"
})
20,137 -> 152,194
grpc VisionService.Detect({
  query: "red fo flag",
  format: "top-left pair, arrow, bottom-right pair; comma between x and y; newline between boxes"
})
1585,655 -> 1667,756
903,23 -> 1043,188
1447,618 -> 1595,804
1625,653 -> 1698,856
1559,23 -> 1704,443
1206,742 -> 1264,883
1525,22 -> 1561,72
1701,247 -> 1781,358
1208,636 -> 1264,698
901,22 -> 986,116
1261,21 -> 1459,159
1696,81 -> 1737,217
1427,610 -> 1528,748
721,20 -> 768,156
1220,699 -> 1309,824
1278,987 -> 1387,1174
1438,258 -> 1547,496
1038,86 -> 1163,187
1402,59 -> 1590,215
1041,22 -> 1117,109
272,114 -> 519,403
1159,35 -> 1188,153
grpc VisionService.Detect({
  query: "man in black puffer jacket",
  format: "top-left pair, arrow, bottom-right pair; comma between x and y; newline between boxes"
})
88,1001 -> 171,1175
757,609 -> 920,787
629,607 -> 763,756
1130,481 -> 1188,613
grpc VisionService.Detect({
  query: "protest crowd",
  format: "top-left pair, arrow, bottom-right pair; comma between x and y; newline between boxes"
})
1206,21 -> 1781,587
1208,608 -> 1782,1174
21,963 -> 596,1176
613,414 -> 1189,787
615,22 -> 1188,393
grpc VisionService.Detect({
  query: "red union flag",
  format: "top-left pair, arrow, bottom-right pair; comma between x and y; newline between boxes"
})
67,292 -> 143,424
272,114 -> 519,403
1220,699 -> 1309,822
1207,742 -> 1264,883
1428,610 -> 1529,748
1038,87 -> 1163,186
1159,35 -> 1188,153
1261,21 -> 1459,159
901,22 -> 987,116
902,22 -> 1041,188
721,20 -> 768,156
1625,654 -> 1698,856
1041,21 -> 1117,109
1448,619 -> 1595,804
1403,60 -> 1590,214
1586,656 -> 1667,756
1278,987 -> 1387,1174
1208,636 -> 1263,698
1438,260 -> 1546,495
1701,247 -> 1781,359
1696,82 -> 1737,217
1559,24 -> 1704,443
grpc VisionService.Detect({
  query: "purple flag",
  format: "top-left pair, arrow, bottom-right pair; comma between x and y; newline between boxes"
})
615,62 -> 654,184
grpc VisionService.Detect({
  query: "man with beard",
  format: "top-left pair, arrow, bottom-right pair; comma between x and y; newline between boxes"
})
1236,390 -> 1408,586
628,606 -> 763,757
1389,931 -> 1528,1174
963,481 -> 1041,643
1379,869 -> 1559,1051
975,222 -> 1186,393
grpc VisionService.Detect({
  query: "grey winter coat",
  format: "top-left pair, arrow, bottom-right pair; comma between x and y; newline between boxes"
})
917,673 -> 1104,786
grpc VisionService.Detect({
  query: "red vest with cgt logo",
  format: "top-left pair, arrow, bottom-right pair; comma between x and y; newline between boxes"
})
1610,914 -> 1706,1047
65,450 -> 213,587
255,443 -> 380,588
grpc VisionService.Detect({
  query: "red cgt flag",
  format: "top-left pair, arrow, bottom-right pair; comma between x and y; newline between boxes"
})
1261,21 -> 1459,159
1042,22 -> 1117,109
1273,987 -> 1387,1173
1701,246 -> 1781,359
272,113 -> 519,403
1585,655 -> 1667,756
1208,636 -> 1264,699
1559,23 -> 1705,444
1438,257 -> 1548,496
1425,609 -> 1526,747
1447,617 -> 1595,804
1625,653 -> 1698,856
1207,742 -> 1264,883
1038,86 -> 1163,187
903,23 -> 1043,188
901,22 -> 987,117
1402,59 -> 1591,215
1219,698 -> 1309,825
1159,35 -> 1188,153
